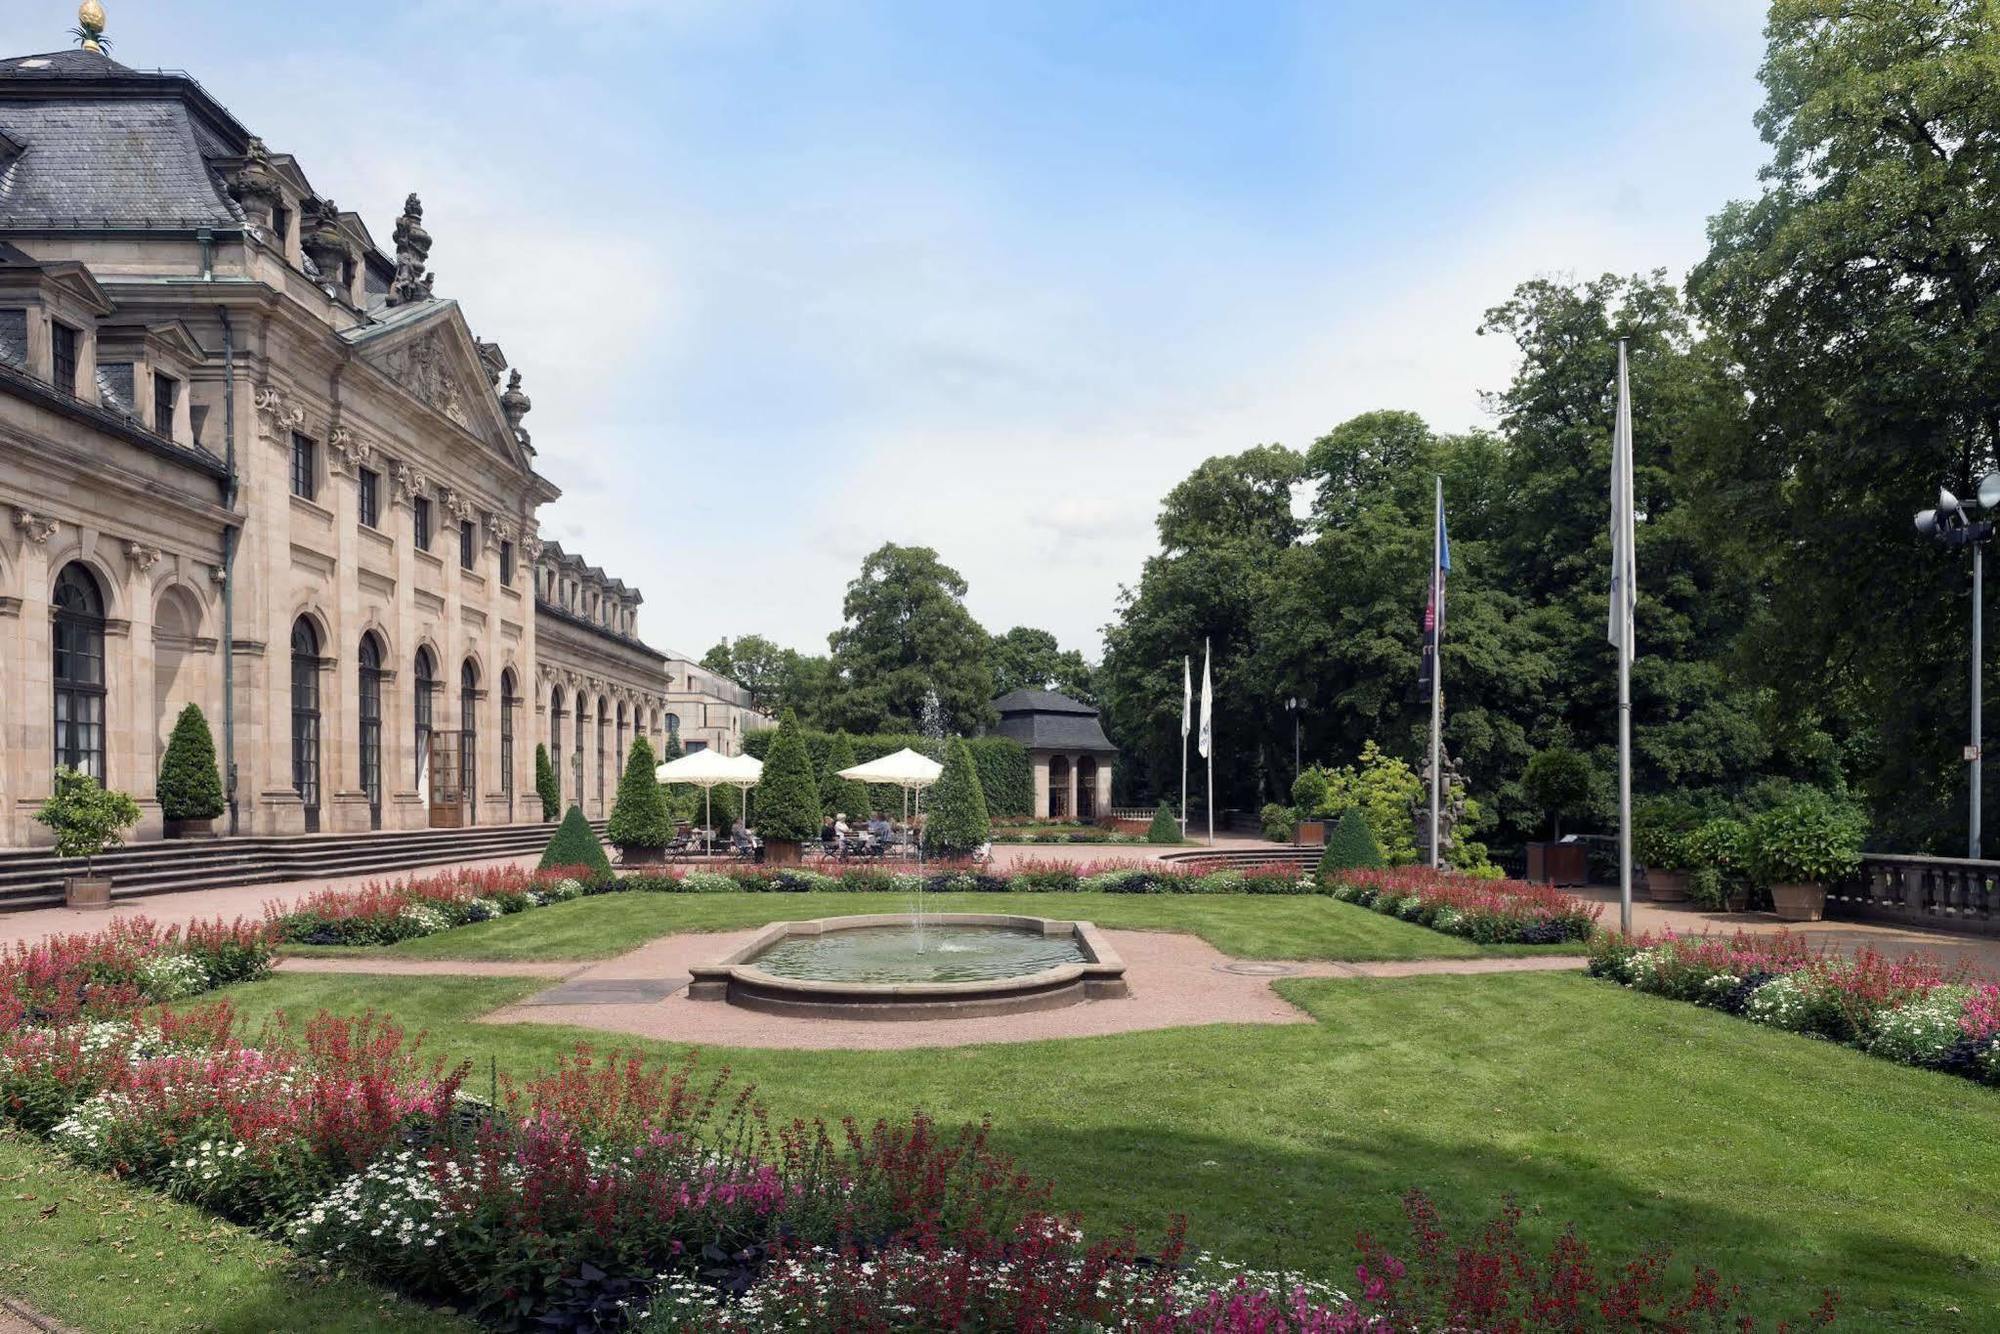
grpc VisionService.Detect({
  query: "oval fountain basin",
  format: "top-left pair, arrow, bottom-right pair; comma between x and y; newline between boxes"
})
686,913 -> 1129,1020
748,923 -> 1087,984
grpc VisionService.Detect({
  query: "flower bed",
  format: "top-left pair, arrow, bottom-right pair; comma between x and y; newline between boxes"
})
0,914 -> 276,1029
267,865 -> 603,946
1590,929 -> 2000,1086
1326,866 -> 1601,945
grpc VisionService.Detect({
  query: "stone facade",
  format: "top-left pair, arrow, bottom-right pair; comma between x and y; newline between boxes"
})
991,689 -> 1117,822
0,44 -> 763,845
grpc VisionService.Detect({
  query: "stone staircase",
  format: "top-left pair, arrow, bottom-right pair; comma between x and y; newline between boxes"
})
1158,844 -> 1321,875
0,819 -> 606,912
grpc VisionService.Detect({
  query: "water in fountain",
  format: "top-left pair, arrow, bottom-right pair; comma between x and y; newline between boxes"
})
912,687 -> 948,952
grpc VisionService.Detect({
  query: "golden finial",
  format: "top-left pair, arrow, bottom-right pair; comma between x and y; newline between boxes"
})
75,1 -> 108,53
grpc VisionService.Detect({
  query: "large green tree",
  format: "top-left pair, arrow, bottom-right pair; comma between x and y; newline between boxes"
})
988,626 -> 1094,701
701,634 -> 793,714
827,543 -> 996,735
1689,0 -> 2000,849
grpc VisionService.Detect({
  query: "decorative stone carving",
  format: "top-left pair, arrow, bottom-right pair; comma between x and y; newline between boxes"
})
228,136 -> 285,234
474,339 -> 506,387
1411,745 -> 1470,869
253,384 -> 307,443
124,542 -> 162,572
12,508 -> 58,543
442,488 -> 475,524
300,197 -> 353,283
392,459 -> 432,503
380,331 -> 471,428
388,193 -> 434,307
327,426 -> 372,476
499,369 -> 533,455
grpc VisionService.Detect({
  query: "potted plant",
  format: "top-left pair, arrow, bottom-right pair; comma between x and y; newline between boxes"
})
1682,816 -> 1751,911
1747,788 -> 1865,922
1290,767 -> 1329,845
754,710 -> 821,866
157,702 -> 225,838
1634,795 -> 1701,903
35,767 -> 141,910
1521,746 -> 1593,885
605,735 -> 671,865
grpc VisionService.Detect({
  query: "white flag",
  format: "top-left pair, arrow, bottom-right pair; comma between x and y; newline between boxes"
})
1607,341 -> 1637,653
1197,640 -> 1212,760
1181,656 -> 1192,739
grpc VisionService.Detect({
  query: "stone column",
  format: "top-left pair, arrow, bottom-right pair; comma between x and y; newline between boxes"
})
5,513 -> 57,845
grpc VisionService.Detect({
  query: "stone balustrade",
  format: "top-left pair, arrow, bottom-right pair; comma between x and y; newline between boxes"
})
1827,854 -> 2000,936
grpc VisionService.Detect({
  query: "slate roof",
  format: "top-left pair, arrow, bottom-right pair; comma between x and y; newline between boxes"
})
0,50 -> 246,228
992,689 -> 1117,754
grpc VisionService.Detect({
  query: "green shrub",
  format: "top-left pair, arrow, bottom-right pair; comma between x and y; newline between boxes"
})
1320,742 -> 1421,864
35,767 -> 141,871
923,737 -> 991,857
156,703 -> 223,821
1290,766 -> 1331,815
1633,794 -> 1703,872
1748,787 -> 1866,885
1146,801 -> 1181,844
1522,746 -> 1593,839
1316,806 -> 1384,882
538,805 -> 612,884
605,736 -> 672,851
820,731 -> 871,820
745,728 -> 1032,817
1682,817 -> 1750,908
756,711 -> 823,843
1260,802 -> 1297,842
534,744 -> 560,820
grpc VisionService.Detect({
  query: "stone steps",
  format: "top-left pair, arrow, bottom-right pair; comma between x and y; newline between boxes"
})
0,819 -> 607,912
1157,845 -> 1321,873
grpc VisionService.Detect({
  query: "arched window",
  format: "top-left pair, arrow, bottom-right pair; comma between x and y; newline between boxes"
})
500,669 -> 517,820
414,647 -> 436,791
52,562 -> 107,782
596,695 -> 609,812
549,686 -> 565,807
615,701 -> 627,787
460,660 -> 479,827
358,633 -> 384,829
571,690 -> 586,805
1077,756 -> 1099,822
1048,755 -> 1071,820
290,618 -> 322,832
665,711 -> 681,751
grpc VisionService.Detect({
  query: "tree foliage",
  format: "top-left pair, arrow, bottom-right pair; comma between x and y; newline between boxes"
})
1317,807 -> 1385,879
35,767 -> 140,871
989,626 -> 1094,702
923,736 -> 991,857
605,735 -> 672,850
1522,747 -> 1595,841
539,805 -> 613,883
534,744 -> 560,821
1146,802 -> 1181,844
827,543 -> 997,736
156,703 -> 223,822
755,711 -> 822,842
819,731 -> 870,819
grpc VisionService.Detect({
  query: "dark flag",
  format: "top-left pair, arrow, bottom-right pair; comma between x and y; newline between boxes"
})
1418,503 -> 1451,701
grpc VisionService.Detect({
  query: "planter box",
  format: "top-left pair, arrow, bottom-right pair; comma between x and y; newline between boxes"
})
619,844 -> 667,866
1526,842 -> 1589,886
1770,881 -> 1826,922
162,817 -> 216,840
1645,869 -> 1691,903
65,876 -> 112,911
765,839 -> 803,867
1294,820 -> 1326,846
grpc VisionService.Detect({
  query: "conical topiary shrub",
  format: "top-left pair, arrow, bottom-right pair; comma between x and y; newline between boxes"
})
1146,801 -> 1181,845
534,743 -> 560,821
756,711 -> 822,862
923,736 -> 991,858
820,731 -> 869,820
539,804 -> 613,885
1317,806 -> 1385,884
157,702 -> 224,834
606,736 -> 672,863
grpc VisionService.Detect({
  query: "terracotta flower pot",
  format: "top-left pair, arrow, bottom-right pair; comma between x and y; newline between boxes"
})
1769,881 -> 1825,922
1294,820 -> 1326,846
764,839 -> 802,867
65,876 -> 112,911
163,817 -> 215,840
1644,869 -> 1691,903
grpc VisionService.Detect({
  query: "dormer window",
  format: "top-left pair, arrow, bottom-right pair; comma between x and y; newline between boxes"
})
271,201 -> 292,259
0,309 -> 26,371
50,321 -> 77,396
152,372 -> 177,439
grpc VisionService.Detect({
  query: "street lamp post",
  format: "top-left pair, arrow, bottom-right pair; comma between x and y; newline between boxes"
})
1917,478 -> 2000,859
1285,697 -> 1301,781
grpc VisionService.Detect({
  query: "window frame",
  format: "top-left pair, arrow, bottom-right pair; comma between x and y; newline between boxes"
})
413,495 -> 432,552
50,320 -> 78,397
51,563 -> 107,783
357,467 -> 379,529
151,370 -> 177,437
289,431 -> 317,502
459,519 -> 476,571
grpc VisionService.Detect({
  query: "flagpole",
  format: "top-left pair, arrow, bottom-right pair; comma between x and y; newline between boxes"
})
1180,656 -> 1190,836
1614,339 -> 1635,936
1429,475 -> 1443,869
1203,639 -> 1214,847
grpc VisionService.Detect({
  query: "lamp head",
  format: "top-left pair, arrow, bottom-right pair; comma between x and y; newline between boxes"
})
1941,487 -> 1964,513
1917,509 -> 1940,536
1978,473 -> 2000,510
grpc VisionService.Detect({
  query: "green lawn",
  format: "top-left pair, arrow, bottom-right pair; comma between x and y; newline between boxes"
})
290,890 -> 1579,963
197,967 -> 2000,1328
0,1127 -> 464,1334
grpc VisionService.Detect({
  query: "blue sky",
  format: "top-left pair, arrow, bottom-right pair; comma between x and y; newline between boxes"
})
1,1 -> 1769,659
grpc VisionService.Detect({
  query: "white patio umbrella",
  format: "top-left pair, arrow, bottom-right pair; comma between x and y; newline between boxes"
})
837,747 -> 943,826
656,749 -> 764,844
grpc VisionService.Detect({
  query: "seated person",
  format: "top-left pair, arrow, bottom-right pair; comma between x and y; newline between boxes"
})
820,816 -> 836,844
868,812 -> 892,840
833,813 -> 851,851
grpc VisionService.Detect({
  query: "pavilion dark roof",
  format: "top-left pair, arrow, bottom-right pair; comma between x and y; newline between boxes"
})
991,688 -> 1117,754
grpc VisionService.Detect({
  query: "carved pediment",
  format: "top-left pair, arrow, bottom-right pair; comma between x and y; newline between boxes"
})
378,329 -> 473,429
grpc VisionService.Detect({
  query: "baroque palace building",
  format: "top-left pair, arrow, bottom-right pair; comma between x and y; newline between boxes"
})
0,30 -> 764,847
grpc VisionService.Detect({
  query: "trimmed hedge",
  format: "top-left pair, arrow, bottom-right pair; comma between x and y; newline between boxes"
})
755,711 -> 822,842
539,805 -> 613,883
1318,807 -> 1384,882
1147,802 -> 1181,844
820,731 -> 871,820
924,737 -> 991,857
607,736 -> 672,850
157,702 -> 224,822
745,728 -> 1032,817
534,743 -> 560,821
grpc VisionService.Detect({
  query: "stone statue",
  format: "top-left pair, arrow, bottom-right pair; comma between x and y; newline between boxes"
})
1411,744 -> 1470,868
500,369 -> 533,454
389,193 -> 434,306
300,197 -> 353,282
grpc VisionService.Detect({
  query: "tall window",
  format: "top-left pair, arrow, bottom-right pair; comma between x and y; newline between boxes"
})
500,670 -> 517,819
290,618 -> 322,833
289,432 -> 317,501
1048,755 -> 1071,820
572,693 -> 585,807
549,687 -> 564,807
596,696 -> 608,812
50,322 -> 77,397
414,648 -> 436,789
615,702 -> 626,788
499,540 -> 515,587
665,712 -> 681,751
459,519 -> 475,571
413,495 -> 432,551
357,467 -> 379,528
460,660 -> 479,827
358,634 -> 384,829
152,372 -> 177,437
51,562 -> 106,782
